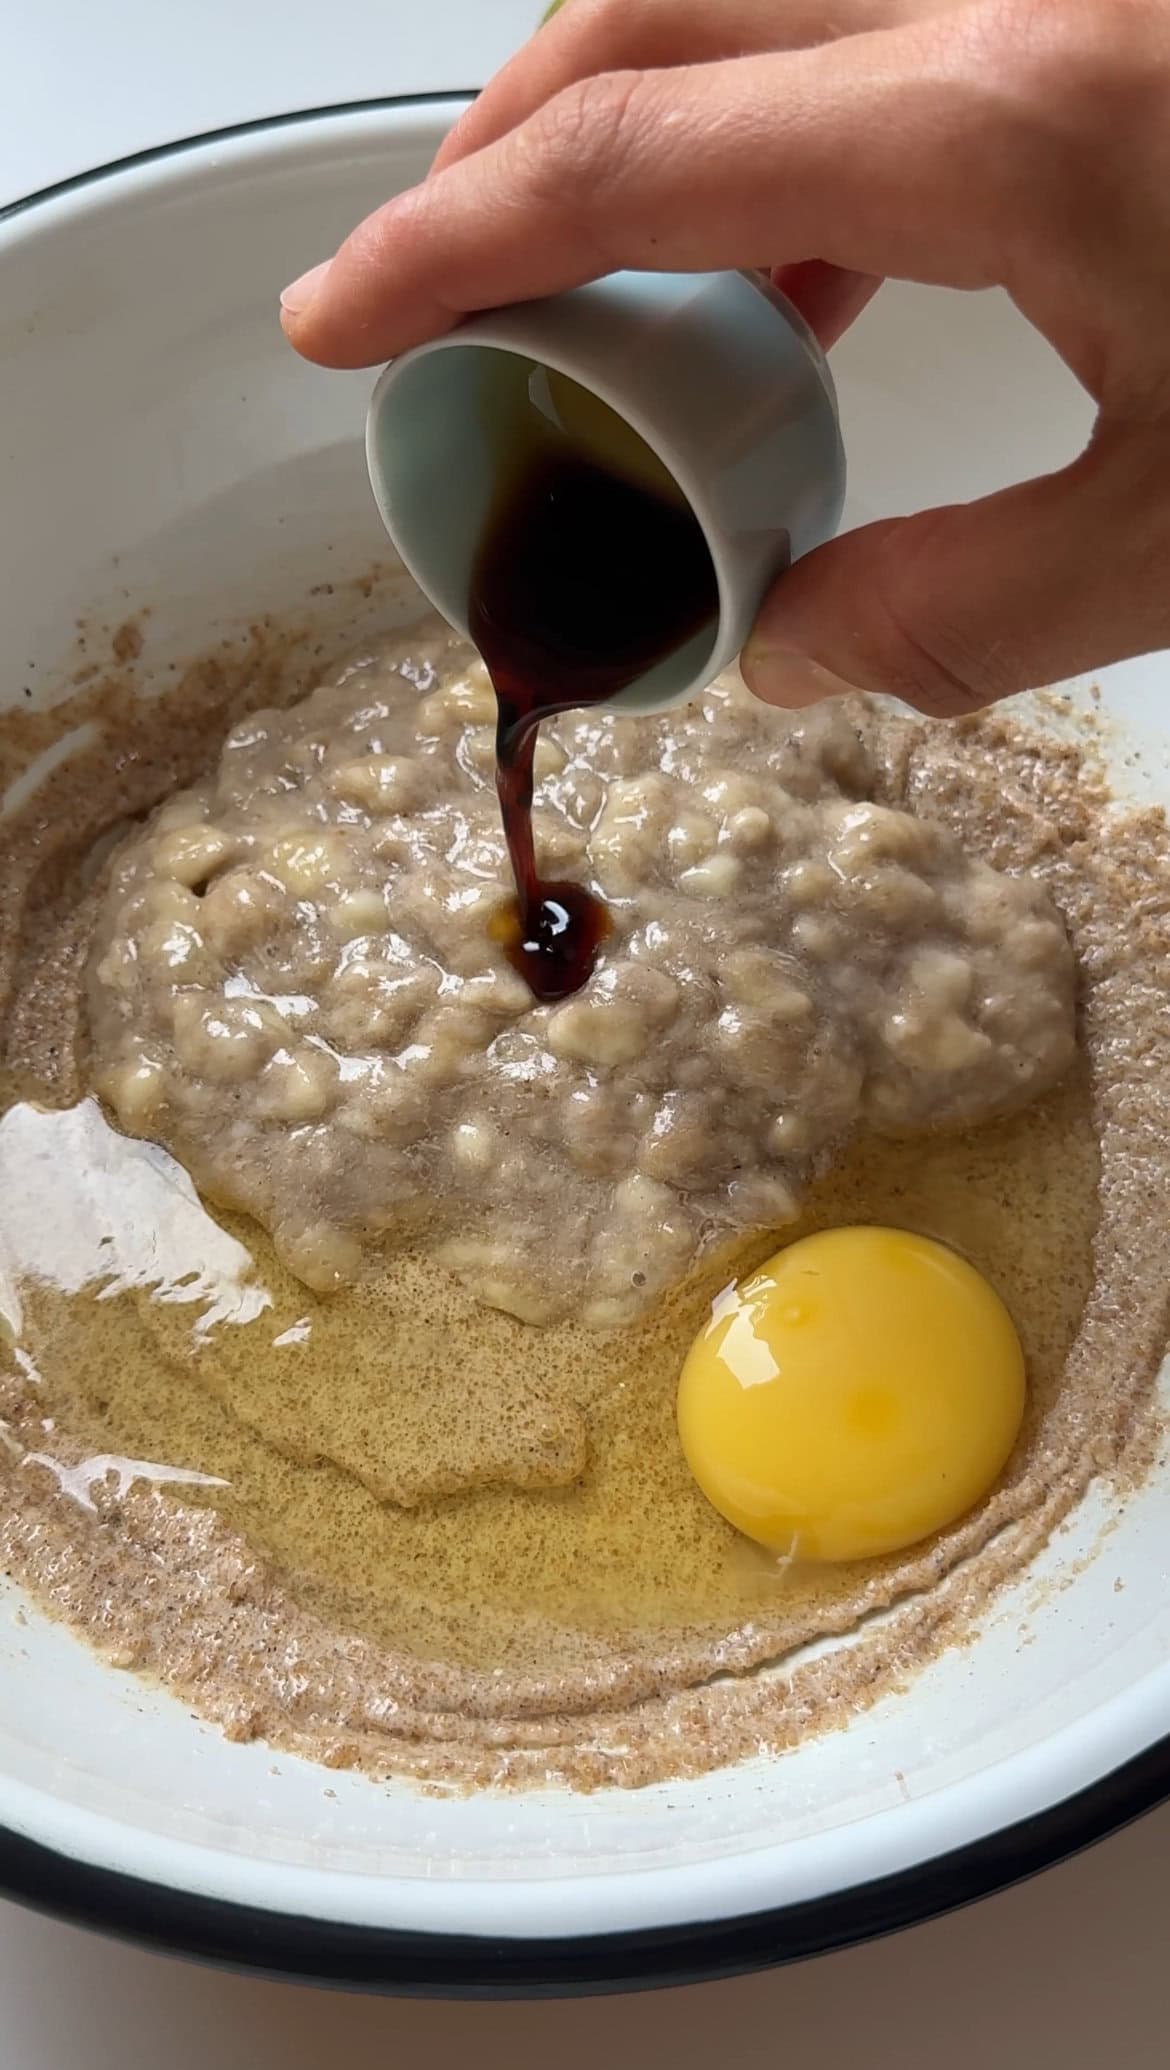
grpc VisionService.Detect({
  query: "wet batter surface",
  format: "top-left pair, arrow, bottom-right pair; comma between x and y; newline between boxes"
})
0,603 -> 1167,1789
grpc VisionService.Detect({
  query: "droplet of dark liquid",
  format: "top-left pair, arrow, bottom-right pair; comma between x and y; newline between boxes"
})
486,878 -> 611,1006
468,367 -> 719,1002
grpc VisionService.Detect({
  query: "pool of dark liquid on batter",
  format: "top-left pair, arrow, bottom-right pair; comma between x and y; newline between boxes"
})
469,387 -> 720,1002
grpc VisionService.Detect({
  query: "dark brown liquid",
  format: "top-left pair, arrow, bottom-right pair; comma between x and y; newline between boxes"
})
469,399 -> 719,1001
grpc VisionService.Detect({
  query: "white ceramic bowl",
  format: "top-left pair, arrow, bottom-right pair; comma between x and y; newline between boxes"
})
1,100 -> 1169,1997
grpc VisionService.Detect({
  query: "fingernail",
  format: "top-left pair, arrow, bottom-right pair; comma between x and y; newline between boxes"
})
742,639 -> 855,708
280,260 -> 332,317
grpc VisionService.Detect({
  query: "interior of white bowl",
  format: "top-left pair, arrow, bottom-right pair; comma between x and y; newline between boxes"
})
1,101 -> 1169,1988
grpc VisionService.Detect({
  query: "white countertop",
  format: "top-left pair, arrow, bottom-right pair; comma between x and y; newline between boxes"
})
0,0 -> 534,208
1,2 -> 1166,2054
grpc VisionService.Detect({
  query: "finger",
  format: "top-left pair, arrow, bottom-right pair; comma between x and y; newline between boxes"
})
741,425 -> 1170,716
432,0 -> 930,177
439,0 -> 912,359
771,260 -> 882,349
282,29 -> 1017,368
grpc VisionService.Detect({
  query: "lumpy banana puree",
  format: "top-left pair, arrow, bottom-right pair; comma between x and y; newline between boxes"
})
0,608 -> 1167,1789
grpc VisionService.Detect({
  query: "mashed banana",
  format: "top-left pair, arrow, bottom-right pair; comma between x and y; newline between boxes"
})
87,617 -> 1075,1322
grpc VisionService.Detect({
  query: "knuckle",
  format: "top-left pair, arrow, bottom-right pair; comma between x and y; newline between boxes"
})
553,0 -> 675,67
938,0 -> 1167,295
967,0 -> 1161,128
517,68 -> 652,210
562,0 -> 640,46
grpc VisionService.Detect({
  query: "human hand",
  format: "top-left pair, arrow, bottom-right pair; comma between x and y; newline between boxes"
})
281,0 -> 1170,716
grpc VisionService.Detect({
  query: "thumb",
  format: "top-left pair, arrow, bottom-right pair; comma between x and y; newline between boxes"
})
741,430 -> 1170,717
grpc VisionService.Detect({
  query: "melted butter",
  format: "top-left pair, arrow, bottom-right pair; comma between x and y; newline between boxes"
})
0,1074 -> 1100,1674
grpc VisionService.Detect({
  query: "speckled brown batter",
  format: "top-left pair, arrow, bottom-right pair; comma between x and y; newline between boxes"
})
0,603 -> 1166,1791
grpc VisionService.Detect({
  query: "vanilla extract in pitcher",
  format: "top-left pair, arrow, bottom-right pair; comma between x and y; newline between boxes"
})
469,364 -> 719,1003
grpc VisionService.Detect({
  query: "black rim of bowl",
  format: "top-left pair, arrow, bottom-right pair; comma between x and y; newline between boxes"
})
1,95 -> 1169,1998
1,1734 -> 1169,1996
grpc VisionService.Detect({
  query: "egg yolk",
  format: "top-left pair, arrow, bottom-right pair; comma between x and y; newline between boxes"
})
677,1227 -> 1025,1564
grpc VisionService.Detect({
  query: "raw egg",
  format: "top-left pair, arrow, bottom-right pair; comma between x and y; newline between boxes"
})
677,1227 -> 1025,1563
